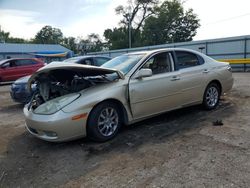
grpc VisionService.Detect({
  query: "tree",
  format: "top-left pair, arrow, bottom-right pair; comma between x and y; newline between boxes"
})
142,0 -> 200,45
34,25 -> 63,44
104,0 -> 200,49
86,33 -> 104,52
116,0 -> 158,31
104,0 -> 158,50
62,37 -> 77,53
6,37 -> 27,43
0,30 -> 10,43
113,0 -> 158,48
75,33 -> 105,54
104,27 -> 129,50
0,29 -> 29,43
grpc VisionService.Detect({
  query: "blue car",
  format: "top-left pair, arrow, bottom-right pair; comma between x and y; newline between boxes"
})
10,75 -> 36,103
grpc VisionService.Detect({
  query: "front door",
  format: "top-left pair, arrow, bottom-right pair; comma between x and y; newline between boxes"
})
129,52 -> 183,119
1,60 -> 18,81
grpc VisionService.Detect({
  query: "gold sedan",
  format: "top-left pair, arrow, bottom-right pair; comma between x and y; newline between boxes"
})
24,48 -> 233,142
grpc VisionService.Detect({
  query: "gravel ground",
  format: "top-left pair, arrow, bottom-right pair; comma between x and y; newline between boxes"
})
0,73 -> 250,188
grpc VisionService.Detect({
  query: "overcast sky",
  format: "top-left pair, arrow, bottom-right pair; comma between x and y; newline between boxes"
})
0,0 -> 250,41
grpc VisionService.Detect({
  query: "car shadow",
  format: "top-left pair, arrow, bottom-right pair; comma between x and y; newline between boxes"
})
0,98 -> 235,187
6,98 -> 235,155
0,82 -> 12,86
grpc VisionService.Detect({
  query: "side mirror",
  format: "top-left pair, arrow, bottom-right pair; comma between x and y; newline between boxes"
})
133,68 -> 152,79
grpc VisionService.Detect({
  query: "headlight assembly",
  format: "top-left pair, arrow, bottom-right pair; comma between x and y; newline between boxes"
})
34,93 -> 80,115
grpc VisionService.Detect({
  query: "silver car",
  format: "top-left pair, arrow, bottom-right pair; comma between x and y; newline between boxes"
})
24,48 -> 233,142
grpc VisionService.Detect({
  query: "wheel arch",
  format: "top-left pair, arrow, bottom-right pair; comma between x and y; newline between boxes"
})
202,80 -> 222,110
86,98 -> 129,130
207,80 -> 222,95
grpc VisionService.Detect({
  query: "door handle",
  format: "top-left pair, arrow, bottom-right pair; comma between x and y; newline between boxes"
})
171,75 -> 180,81
203,69 -> 210,73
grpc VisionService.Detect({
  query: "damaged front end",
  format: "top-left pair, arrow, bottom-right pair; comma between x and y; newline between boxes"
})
27,63 -> 124,113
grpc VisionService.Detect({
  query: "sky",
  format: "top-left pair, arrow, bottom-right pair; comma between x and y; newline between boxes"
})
0,0 -> 250,41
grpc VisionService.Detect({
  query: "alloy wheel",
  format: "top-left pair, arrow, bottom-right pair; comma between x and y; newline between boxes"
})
97,107 -> 119,137
206,86 -> 219,107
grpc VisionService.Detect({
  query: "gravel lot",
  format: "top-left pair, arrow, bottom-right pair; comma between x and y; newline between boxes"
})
0,73 -> 250,187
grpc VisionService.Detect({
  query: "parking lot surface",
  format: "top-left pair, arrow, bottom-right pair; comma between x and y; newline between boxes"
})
0,73 -> 250,187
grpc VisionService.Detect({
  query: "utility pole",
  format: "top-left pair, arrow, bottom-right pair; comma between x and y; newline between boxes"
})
128,18 -> 131,48
128,3 -> 132,48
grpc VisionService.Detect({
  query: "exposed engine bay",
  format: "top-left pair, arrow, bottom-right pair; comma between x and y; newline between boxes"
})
29,69 -> 114,110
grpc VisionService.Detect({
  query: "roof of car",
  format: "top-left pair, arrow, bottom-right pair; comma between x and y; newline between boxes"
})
0,58 -> 41,65
63,55 -> 111,62
126,48 -> 205,56
67,55 -> 111,59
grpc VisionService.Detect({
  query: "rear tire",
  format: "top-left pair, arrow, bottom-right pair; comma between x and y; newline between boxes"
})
87,102 -> 122,142
203,83 -> 220,110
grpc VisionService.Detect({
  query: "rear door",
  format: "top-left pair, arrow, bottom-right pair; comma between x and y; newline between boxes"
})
15,59 -> 37,78
129,51 -> 183,119
174,50 -> 208,105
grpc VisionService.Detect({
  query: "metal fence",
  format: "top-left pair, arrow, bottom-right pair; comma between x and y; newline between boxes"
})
88,35 -> 250,71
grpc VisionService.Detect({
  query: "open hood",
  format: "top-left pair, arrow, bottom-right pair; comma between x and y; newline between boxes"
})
27,62 -> 124,89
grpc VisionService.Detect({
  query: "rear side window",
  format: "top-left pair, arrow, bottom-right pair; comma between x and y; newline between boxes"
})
78,58 -> 93,65
175,51 -> 203,69
16,59 -> 36,66
95,57 -> 110,66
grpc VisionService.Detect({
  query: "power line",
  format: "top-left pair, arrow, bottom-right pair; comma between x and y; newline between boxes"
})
207,12 -> 250,25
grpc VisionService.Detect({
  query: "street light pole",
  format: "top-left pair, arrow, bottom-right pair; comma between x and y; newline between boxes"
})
128,17 -> 131,48
128,3 -> 132,48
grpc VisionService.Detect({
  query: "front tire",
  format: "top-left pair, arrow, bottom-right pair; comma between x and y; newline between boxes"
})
203,83 -> 220,110
87,102 -> 122,142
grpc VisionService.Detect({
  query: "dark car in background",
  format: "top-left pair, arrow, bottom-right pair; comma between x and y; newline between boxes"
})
10,55 -> 111,103
0,58 -> 45,83
63,55 -> 111,66
10,75 -> 35,103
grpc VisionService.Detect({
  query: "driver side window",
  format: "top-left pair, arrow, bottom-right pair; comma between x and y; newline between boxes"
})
142,52 -> 173,75
2,60 -> 16,68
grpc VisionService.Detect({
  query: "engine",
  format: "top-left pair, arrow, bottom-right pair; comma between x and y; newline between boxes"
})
29,70 -> 93,110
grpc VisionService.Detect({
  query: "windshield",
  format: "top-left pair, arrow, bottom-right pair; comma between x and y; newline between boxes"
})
101,54 -> 145,75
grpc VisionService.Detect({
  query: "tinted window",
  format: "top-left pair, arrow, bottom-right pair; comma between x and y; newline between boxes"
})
78,59 -> 92,65
143,52 -> 172,74
16,59 -> 36,66
95,57 -> 110,66
2,60 -> 16,68
175,51 -> 200,69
